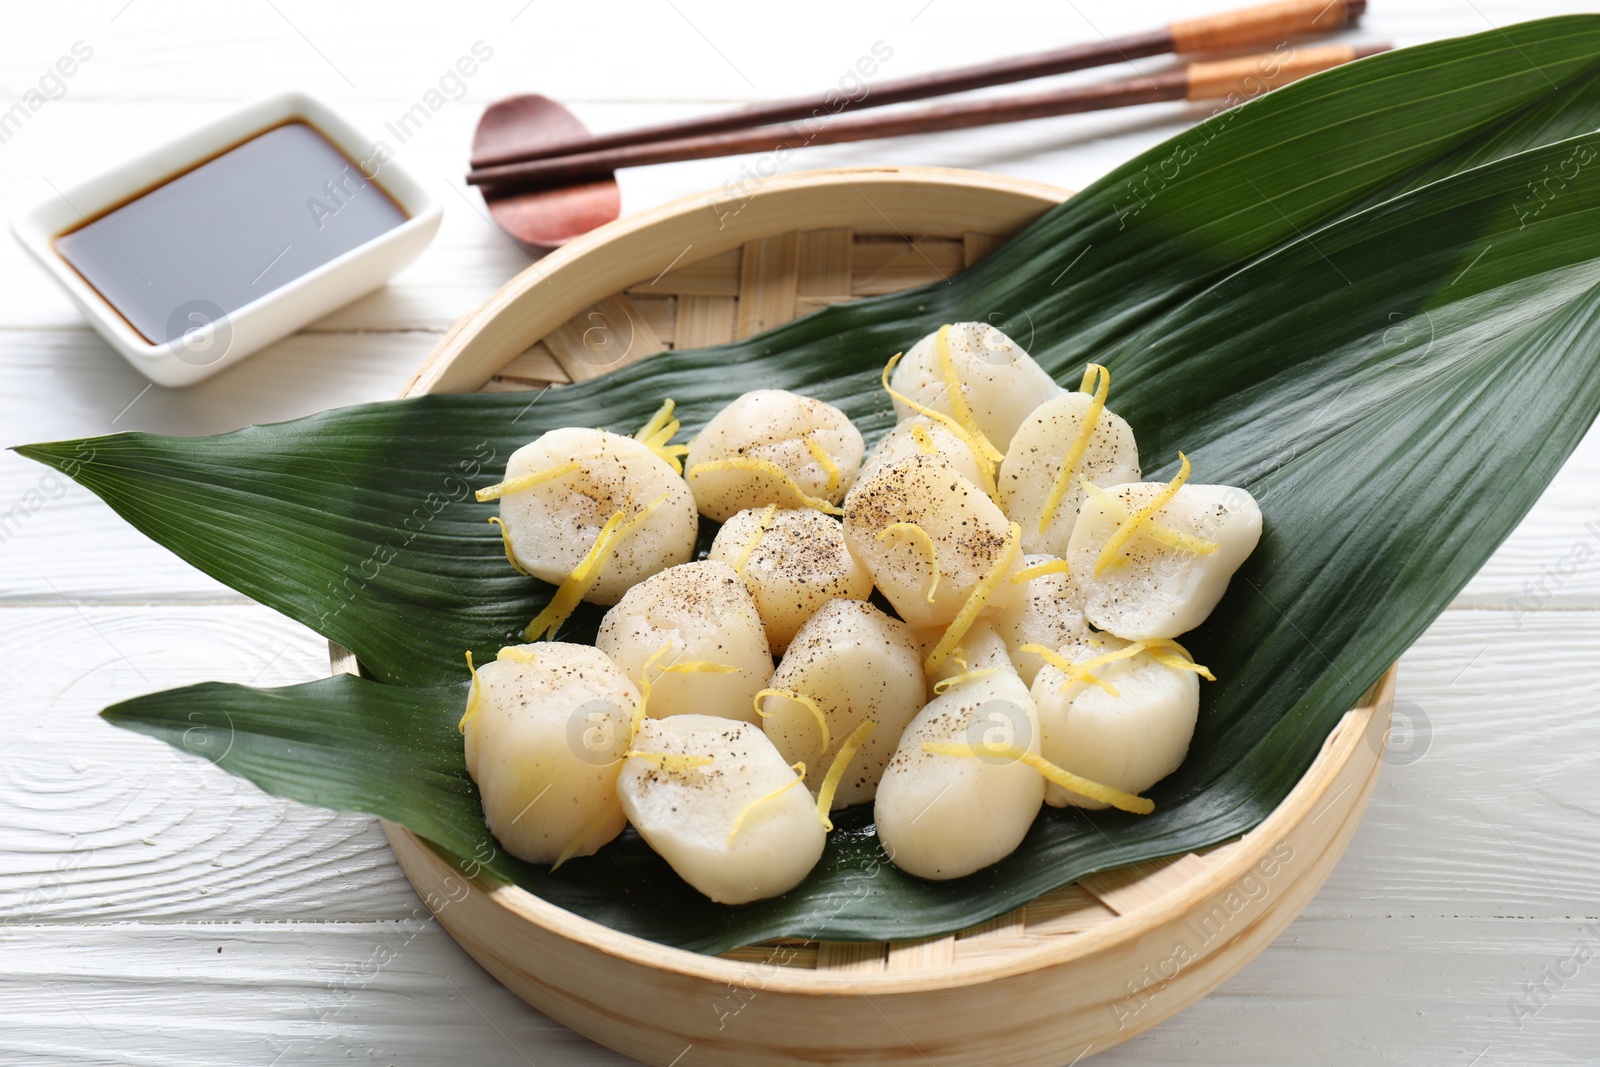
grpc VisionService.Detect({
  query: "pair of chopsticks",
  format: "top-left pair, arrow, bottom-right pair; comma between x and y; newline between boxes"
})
466,0 -> 1383,193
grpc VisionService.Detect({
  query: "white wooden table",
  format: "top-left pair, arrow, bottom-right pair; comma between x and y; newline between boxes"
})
2,2 -> 1596,1063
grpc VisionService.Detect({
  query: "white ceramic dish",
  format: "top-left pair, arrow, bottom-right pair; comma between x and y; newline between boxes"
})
11,90 -> 442,387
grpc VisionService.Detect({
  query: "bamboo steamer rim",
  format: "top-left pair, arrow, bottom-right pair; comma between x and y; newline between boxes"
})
373,164 -> 1389,1013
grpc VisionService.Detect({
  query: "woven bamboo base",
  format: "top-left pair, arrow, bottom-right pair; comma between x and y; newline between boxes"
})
363,167 -> 1391,1066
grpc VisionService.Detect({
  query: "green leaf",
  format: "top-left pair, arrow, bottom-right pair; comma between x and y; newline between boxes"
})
22,19 -> 1600,688
26,20 -> 1600,953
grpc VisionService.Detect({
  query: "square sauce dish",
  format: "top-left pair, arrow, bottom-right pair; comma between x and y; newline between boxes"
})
12,90 -> 443,386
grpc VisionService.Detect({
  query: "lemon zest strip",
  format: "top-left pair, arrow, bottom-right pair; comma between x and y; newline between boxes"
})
1093,452 -> 1205,576
1061,642 -> 1148,696
932,668 -> 999,695
475,460 -> 581,503
686,458 -> 844,516
933,325 -> 1005,464
487,516 -> 533,577
877,521 -> 941,604
624,749 -> 714,773
634,398 -> 676,442
523,492 -> 670,641
727,775 -> 807,845
1081,479 -> 1219,556
1022,637 -> 1215,695
803,435 -> 842,496
732,503 -> 779,576
1142,637 -> 1217,681
635,400 -> 690,474
1150,651 -> 1216,680
816,720 -> 876,831
632,644 -> 675,731
1009,558 -> 1072,585
649,444 -> 691,475
457,651 -> 483,733
909,423 -> 938,454
880,353 -> 1000,499
495,645 -> 539,664
925,521 -> 1022,672
1018,642 -> 1123,697
921,740 -> 1154,814
523,511 -> 625,640
1037,363 -> 1109,534
753,687 -> 830,755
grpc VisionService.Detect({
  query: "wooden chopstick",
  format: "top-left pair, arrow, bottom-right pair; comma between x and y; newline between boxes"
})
469,0 -> 1368,169
466,44 -> 1387,193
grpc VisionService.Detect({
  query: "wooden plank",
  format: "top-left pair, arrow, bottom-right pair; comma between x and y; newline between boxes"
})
950,908 -> 1030,963
718,942 -> 819,969
957,907 -> 1027,942
1023,883 -> 1120,938
624,248 -> 743,297
627,296 -> 677,344
0,605 -> 419,923
3,917 -> 1596,1066
1304,608 -> 1600,918
673,294 -> 737,349
0,328 -> 437,605
795,228 -> 853,298
1080,854 -> 1213,917
883,936 -> 956,972
963,231 -> 1006,267
1192,835 -> 1252,869
0,921 -> 635,1067
734,232 -> 801,339
950,934 -> 1047,965
813,942 -> 887,973
495,343 -> 569,385
541,295 -> 667,384
479,378 -> 547,392
850,238 -> 965,294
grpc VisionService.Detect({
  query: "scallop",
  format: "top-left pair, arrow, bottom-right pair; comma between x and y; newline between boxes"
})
487,427 -> 697,604
842,453 -> 1021,630
685,389 -> 865,522
760,599 -> 925,809
707,507 -> 872,652
999,390 -> 1141,556
857,417 -> 989,493
1029,634 -> 1200,809
873,624 -> 1045,880
460,643 -> 639,866
618,715 -> 825,904
595,560 -> 773,723
990,554 -> 1091,686
889,322 -> 1062,452
1066,471 -> 1262,639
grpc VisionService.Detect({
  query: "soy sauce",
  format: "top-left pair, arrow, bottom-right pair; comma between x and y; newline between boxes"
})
55,121 -> 407,345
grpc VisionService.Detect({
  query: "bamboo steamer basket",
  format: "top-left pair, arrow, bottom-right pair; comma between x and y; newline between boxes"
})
333,166 -> 1394,1066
